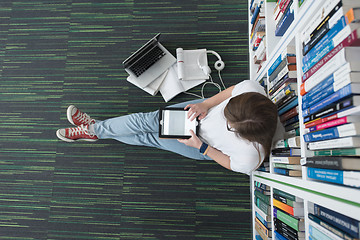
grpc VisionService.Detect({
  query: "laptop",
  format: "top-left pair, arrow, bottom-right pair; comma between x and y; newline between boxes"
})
123,33 -> 176,88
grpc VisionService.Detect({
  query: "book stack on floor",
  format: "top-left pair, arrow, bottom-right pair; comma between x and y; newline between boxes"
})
254,181 -> 272,240
272,0 -> 295,36
308,202 -> 360,240
299,0 -> 360,188
273,188 -> 305,240
250,0 -> 266,73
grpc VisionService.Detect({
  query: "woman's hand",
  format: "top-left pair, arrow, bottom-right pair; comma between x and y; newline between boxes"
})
177,130 -> 202,149
185,102 -> 210,121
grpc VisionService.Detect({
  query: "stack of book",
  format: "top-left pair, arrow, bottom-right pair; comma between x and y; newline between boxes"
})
300,1 -> 360,188
273,188 -> 305,240
308,202 -> 360,239
257,161 -> 270,173
273,0 -> 295,36
254,181 -> 272,240
250,0 -> 266,72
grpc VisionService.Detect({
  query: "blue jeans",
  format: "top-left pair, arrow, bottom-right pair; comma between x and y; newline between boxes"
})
93,99 -> 212,161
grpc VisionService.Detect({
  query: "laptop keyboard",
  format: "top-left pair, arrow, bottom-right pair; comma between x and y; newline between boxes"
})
129,45 -> 166,77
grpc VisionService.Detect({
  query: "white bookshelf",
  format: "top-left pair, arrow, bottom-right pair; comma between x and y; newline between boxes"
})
249,0 -> 360,239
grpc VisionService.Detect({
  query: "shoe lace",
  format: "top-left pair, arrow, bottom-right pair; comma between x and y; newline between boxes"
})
75,111 -> 93,125
69,125 -> 95,138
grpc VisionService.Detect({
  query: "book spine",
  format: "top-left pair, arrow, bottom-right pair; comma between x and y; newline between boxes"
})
273,198 -> 295,216
308,167 -> 360,188
313,148 -> 360,157
309,116 -> 348,131
308,136 -> 359,150
273,167 -> 291,176
256,197 -> 270,215
274,230 -> 289,240
273,208 -> 301,231
309,223 -> 343,240
313,204 -> 360,238
280,106 -> 298,122
302,16 -> 346,70
274,218 -> 302,240
279,97 -> 298,115
254,189 -> 270,204
269,57 -> 288,81
255,217 -> 271,237
303,1 -> 343,55
304,123 -> 357,142
302,157 -> 343,170
302,28 -> 360,82
308,213 -> 355,240
273,188 -> 299,202
302,72 -> 335,106
275,7 -> 294,36
303,84 -> 353,117
256,212 -> 270,228
302,83 -> 336,111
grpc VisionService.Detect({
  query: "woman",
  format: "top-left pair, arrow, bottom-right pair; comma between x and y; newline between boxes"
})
56,80 -> 278,175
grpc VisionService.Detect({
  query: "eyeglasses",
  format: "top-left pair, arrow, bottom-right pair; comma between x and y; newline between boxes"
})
226,121 -> 236,132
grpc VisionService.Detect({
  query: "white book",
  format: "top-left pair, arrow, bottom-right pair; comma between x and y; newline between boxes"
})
159,64 -> 205,102
301,47 -> 360,95
270,155 -> 301,164
127,69 -> 168,96
308,136 -> 360,150
333,72 -> 360,92
274,136 -> 301,148
254,205 -> 271,222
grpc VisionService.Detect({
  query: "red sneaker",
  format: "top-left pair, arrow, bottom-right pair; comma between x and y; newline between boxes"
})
67,105 -> 95,126
56,125 -> 98,142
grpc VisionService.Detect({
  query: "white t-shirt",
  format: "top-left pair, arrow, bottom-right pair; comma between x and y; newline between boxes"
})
199,80 -> 266,175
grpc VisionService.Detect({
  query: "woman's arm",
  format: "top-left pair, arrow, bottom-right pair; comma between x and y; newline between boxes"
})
178,130 -> 231,171
185,85 -> 235,121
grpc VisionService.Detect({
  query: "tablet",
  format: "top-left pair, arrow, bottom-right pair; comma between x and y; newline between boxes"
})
159,107 -> 199,139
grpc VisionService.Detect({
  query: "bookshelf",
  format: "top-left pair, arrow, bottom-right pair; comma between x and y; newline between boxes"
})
249,0 -> 360,239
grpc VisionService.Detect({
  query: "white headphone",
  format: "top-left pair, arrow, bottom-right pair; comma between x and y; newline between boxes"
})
197,50 -> 225,76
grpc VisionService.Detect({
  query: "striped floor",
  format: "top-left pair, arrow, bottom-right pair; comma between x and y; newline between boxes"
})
0,0 -> 251,239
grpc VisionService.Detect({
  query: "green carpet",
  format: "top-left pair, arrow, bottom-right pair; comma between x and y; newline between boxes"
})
0,0 -> 251,239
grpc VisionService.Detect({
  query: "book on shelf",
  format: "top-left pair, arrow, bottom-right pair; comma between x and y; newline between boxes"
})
273,198 -> 304,217
278,97 -> 298,116
283,115 -> 299,129
346,7 -> 360,24
271,82 -> 297,104
275,91 -> 297,111
256,211 -> 271,228
275,0 -> 294,36
305,104 -> 360,128
308,116 -> 360,132
271,155 -> 301,164
309,202 -> 360,238
307,167 -> 360,188
255,196 -> 271,215
274,136 -> 300,148
268,45 -> 296,76
302,27 -> 360,83
274,218 -> 305,240
309,222 -> 344,240
255,204 -> 271,223
273,192 -> 304,208
255,223 -> 272,240
301,156 -> 360,170
308,213 -> 357,240
255,217 -> 272,238
302,83 -> 360,118
254,188 -> 270,204
274,207 -> 305,232
308,136 -> 360,150
255,181 -> 270,190
274,167 -> 302,177
272,147 -> 301,156
270,70 -> 297,91
269,57 -> 296,83
303,96 -> 360,124
313,147 -> 360,157
273,163 -> 302,171
274,230 -> 290,240
269,75 -> 297,97
284,127 -> 300,139
302,0 -> 342,55
280,106 -> 298,123
273,188 -> 303,202
303,122 -> 360,142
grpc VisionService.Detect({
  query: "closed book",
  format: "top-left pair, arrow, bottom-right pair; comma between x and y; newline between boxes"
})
302,83 -> 360,118
272,147 -> 301,156
314,147 -> 360,157
273,198 -> 304,217
308,136 -> 360,150
271,156 -> 301,164
273,163 -> 302,171
309,222 -> 343,240
271,70 -> 297,89
309,116 -> 360,132
272,83 -> 297,104
275,5 -> 294,36
255,223 -> 271,240
310,202 -> 360,238
274,136 -> 301,148
304,122 -> 360,142
256,196 -> 271,215
273,188 -> 303,202
302,1 -> 343,55
273,193 -> 304,207
274,217 -> 305,239
273,207 -> 305,232
302,27 -> 360,83
255,217 -> 272,237
278,97 -> 298,116
308,213 -> 356,240
269,75 -> 297,96
268,46 -> 296,76
303,96 -> 360,124
274,167 -> 302,177
274,230 -> 290,240
276,91 -> 297,110
255,181 -> 270,190
280,106 -> 299,123
255,205 -> 271,222
256,212 -> 271,228
346,8 -> 360,24
269,54 -> 296,80
284,121 -> 299,132
302,156 -> 360,170
254,188 -> 270,204
307,167 -> 360,188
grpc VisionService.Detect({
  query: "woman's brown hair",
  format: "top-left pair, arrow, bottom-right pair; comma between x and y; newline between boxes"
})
224,92 -> 278,168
